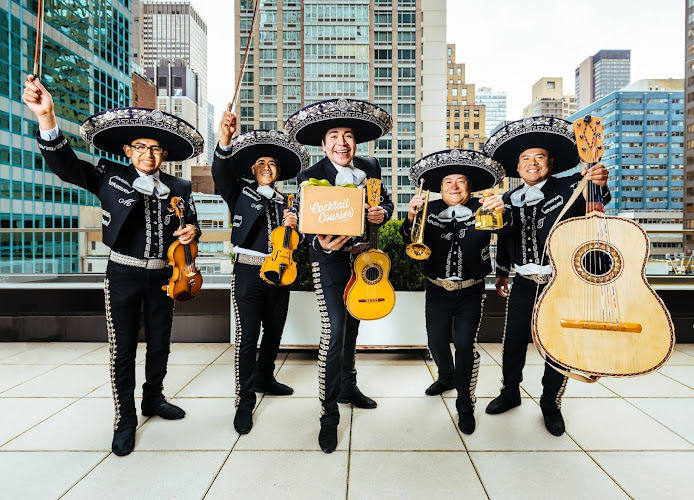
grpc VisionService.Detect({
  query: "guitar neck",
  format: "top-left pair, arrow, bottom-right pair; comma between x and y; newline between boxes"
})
368,221 -> 378,250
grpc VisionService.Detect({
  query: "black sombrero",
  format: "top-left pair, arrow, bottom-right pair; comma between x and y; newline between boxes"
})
80,107 -> 204,162
230,130 -> 310,181
483,116 -> 579,177
409,149 -> 505,193
284,98 -> 392,146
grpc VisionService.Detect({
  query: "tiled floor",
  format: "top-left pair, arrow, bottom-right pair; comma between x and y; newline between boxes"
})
1,342 -> 693,499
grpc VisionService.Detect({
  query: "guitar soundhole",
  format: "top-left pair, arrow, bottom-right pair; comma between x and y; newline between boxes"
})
362,264 -> 383,285
581,250 -> 612,277
572,241 -> 622,284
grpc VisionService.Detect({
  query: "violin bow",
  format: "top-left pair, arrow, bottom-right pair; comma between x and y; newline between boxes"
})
229,0 -> 261,113
32,0 -> 45,78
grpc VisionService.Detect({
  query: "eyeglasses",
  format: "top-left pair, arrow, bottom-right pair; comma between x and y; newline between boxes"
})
130,143 -> 164,155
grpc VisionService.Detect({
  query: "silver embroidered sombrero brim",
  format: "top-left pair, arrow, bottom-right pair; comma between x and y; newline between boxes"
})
231,130 -> 310,181
483,116 -> 579,177
284,98 -> 393,146
80,107 -> 204,162
409,149 -> 505,193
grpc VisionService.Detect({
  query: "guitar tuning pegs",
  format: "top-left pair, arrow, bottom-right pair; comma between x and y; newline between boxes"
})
581,147 -> 586,151
580,135 -> 585,139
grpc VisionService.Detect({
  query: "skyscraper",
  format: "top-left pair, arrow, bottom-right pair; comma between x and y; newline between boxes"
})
1,2 -> 131,273
140,1 -> 211,176
235,0 -> 447,219
475,87 -> 507,139
445,44 -> 485,152
568,81 -> 684,259
575,49 -> 631,110
523,77 -> 577,119
685,0 -> 694,257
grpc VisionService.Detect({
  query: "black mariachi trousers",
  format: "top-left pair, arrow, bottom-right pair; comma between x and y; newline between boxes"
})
104,261 -> 174,431
231,262 -> 291,411
425,280 -> 485,415
310,254 -> 360,427
500,275 -> 568,409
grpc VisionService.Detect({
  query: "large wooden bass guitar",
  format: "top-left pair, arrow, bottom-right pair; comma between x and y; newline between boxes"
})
532,115 -> 674,381
344,179 -> 396,320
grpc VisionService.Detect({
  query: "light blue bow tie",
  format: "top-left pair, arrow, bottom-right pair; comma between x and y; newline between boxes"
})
335,164 -> 367,187
437,205 -> 473,222
256,185 -> 284,203
510,185 -> 545,207
132,175 -> 170,199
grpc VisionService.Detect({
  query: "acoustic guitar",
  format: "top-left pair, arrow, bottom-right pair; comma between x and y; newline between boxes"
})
344,179 -> 396,320
532,115 -> 675,380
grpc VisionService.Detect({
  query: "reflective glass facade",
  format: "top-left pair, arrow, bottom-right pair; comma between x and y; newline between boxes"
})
0,0 -> 131,273
569,91 -> 685,214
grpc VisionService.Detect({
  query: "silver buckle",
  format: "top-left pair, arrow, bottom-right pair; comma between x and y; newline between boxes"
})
441,280 -> 456,291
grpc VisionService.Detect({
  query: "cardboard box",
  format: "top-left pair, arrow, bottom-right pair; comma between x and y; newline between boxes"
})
298,185 -> 365,236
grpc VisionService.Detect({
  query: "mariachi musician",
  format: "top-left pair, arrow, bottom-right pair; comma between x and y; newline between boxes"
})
484,116 -> 609,436
212,109 -> 309,435
403,149 -> 507,434
22,75 -> 203,456
284,99 -> 394,453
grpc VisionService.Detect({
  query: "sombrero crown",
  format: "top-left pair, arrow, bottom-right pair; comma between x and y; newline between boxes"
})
284,98 -> 392,146
230,130 -> 310,181
484,116 -> 579,177
410,149 -> 505,193
80,107 -> 204,162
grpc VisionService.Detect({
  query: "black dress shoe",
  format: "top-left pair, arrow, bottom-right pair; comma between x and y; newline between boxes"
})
425,380 -> 455,396
485,393 -> 521,415
112,428 -> 135,456
141,399 -> 186,420
541,407 -> 565,436
254,378 -> 294,396
234,409 -> 253,434
338,387 -> 377,409
458,413 -> 476,435
318,424 -> 338,453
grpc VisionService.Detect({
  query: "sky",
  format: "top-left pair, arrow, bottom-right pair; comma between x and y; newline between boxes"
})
178,0 -> 685,126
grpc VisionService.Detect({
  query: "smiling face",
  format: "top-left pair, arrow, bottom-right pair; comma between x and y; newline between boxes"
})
517,148 -> 553,186
321,127 -> 356,167
440,174 -> 471,207
123,138 -> 167,175
251,156 -> 280,186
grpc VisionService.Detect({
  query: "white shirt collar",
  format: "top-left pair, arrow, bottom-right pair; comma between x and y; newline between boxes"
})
522,178 -> 547,190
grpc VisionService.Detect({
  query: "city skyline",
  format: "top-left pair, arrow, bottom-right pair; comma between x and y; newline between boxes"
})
171,0 -> 683,126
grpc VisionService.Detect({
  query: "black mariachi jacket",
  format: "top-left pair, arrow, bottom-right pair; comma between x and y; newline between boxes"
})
35,131 -> 201,253
296,156 -> 395,265
211,143 -> 295,253
496,172 -> 611,278
401,198 -> 510,281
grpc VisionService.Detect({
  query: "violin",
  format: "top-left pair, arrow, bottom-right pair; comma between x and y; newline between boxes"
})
260,194 -> 299,286
162,197 -> 203,301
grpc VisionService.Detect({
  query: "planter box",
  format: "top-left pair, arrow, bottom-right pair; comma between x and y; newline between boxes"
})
230,290 -> 427,348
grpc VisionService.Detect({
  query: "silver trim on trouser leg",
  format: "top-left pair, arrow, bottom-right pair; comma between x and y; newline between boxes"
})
231,273 -> 243,408
469,293 -> 486,411
312,262 -> 330,416
104,278 -> 122,430
555,376 -> 569,409
499,294 -> 510,392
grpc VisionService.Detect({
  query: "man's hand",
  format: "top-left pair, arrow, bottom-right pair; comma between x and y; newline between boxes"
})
317,234 -> 351,252
496,277 -> 509,298
23,75 -> 56,130
174,225 -> 196,245
482,194 -> 505,213
366,204 -> 385,224
219,105 -> 237,147
407,194 -> 426,222
283,210 -> 298,229
581,163 -> 608,187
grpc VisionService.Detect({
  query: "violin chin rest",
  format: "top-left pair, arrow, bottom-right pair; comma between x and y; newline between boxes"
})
262,271 -> 281,285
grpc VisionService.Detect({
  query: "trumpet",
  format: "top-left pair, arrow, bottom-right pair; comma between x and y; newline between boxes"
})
406,179 -> 431,260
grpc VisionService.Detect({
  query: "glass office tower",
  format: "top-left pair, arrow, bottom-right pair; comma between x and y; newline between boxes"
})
0,1 -> 131,273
